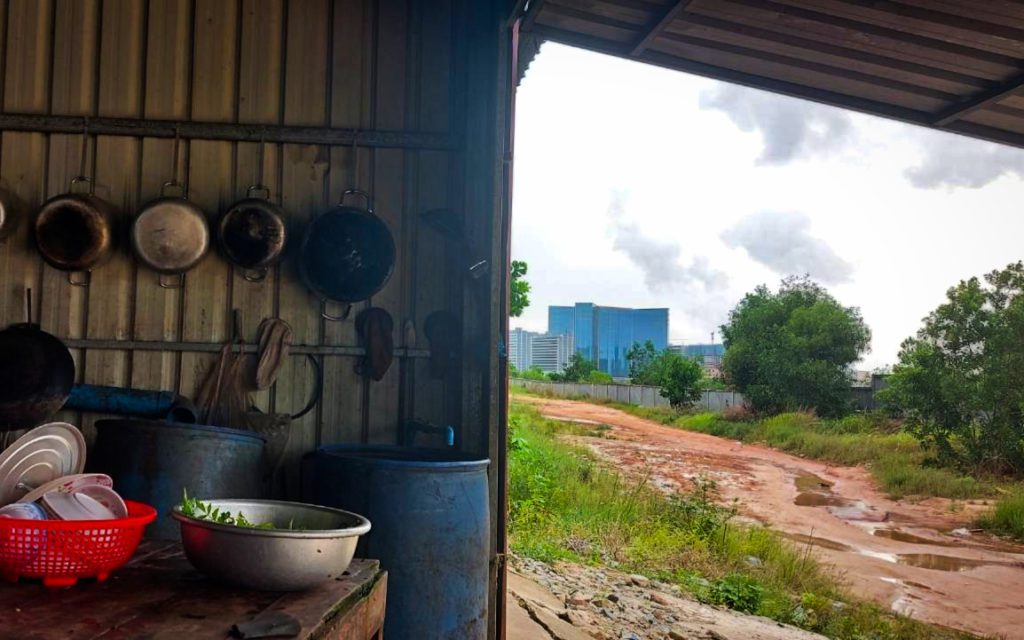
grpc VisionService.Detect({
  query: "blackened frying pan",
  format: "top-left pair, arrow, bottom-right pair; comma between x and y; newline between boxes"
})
298,189 -> 395,321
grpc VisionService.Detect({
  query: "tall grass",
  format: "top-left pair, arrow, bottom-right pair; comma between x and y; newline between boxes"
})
508,402 -> 976,639
977,492 -> 1024,540
603,403 -> 987,500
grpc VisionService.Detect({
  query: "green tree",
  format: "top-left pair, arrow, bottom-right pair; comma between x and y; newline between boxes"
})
658,352 -> 704,409
585,370 -> 613,384
520,366 -> 549,382
721,276 -> 870,418
883,262 -> 1024,475
626,340 -> 659,384
510,260 -> 530,317
561,352 -> 598,382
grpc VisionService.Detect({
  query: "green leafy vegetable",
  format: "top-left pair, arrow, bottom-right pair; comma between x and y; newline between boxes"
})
180,489 -> 276,529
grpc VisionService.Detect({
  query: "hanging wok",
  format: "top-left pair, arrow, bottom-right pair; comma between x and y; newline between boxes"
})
217,185 -> 287,282
298,189 -> 395,321
132,181 -> 210,288
0,291 -> 75,430
34,177 -> 117,286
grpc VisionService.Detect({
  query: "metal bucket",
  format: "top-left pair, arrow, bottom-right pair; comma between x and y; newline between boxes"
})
89,419 -> 265,539
303,446 -> 490,640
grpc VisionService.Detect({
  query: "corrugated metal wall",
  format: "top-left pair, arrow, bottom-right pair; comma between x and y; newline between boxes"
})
0,0 -> 469,489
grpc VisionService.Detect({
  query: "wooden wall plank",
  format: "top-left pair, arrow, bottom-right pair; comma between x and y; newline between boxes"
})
365,0 -> 409,444
132,0 -> 191,392
39,0 -> 98,348
85,0 -> 145,413
321,0 -> 374,446
179,0 -> 239,400
233,0 -> 284,412
0,0 -> 51,330
277,0 -> 330,487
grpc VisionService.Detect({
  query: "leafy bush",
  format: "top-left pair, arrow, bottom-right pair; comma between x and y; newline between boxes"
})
702,573 -> 764,613
977,491 -> 1024,540
721,276 -> 870,418
884,261 -> 1024,475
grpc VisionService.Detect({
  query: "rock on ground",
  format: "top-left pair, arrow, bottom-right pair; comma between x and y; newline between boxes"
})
507,555 -> 827,640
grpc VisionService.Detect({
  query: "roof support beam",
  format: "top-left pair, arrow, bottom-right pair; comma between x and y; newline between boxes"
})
932,71 -> 1024,125
521,0 -> 545,32
631,0 -> 693,57
529,23 -> 1024,151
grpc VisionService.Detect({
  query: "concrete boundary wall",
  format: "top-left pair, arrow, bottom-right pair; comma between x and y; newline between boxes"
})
513,379 -> 745,412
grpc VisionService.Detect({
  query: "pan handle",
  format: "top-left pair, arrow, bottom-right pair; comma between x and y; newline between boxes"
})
158,272 -> 185,289
68,271 -> 91,287
340,188 -> 374,214
321,299 -> 352,322
161,180 -> 187,199
247,185 -> 271,200
243,267 -> 269,283
69,176 -> 93,195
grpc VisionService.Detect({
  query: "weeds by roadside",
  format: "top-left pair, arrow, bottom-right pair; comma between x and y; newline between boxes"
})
594,402 -> 988,500
976,491 -> 1024,540
508,401 -> 980,640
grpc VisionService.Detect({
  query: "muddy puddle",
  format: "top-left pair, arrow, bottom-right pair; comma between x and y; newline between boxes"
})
873,529 -> 958,547
793,473 -> 884,521
897,553 -> 1019,572
783,532 -> 853,552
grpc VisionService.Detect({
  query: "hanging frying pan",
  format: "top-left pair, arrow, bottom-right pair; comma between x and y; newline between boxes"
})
131,181 -> 210,288
217,185 -> 287,282
298,189 -> 395,321
0,188 -> 23,244
0,290 -> 75,430
34,177 -> 117,286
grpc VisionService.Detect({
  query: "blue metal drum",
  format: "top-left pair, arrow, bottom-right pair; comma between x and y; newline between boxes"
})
90,419 -> 265,539
303,446 -> 490,640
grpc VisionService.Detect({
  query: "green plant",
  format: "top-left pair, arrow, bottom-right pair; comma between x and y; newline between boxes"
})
658,352 -> 704,409
883,261 -> 1024,475
702,573 -> 764,613
977,491 -> 1024,540
721,276 -> 870,418
179,490 -> 297,530
510,260 -> 530,317
560,353 -> 599,382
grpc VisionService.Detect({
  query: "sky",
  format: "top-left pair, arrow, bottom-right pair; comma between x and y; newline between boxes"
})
510,43 -> 1024,369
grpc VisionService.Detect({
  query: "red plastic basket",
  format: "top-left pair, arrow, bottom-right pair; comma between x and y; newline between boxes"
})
0,500 -> 156,588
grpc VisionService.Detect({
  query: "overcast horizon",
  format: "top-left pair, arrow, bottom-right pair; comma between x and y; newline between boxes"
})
510,43 -> 1024,369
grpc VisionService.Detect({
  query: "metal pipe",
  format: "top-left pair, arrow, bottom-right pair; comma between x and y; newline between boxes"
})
0,113 -> 454,150
65,384 -> 198,423
61,338 -> 431,358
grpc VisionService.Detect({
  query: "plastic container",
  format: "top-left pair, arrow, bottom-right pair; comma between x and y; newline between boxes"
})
0,500 -> 156,587
303,446 -> 490,640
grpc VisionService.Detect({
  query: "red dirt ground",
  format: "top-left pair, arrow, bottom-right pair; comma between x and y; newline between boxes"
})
520,396 -> 1024,639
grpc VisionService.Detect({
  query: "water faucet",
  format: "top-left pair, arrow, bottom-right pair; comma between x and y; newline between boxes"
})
404,421 -> 455,447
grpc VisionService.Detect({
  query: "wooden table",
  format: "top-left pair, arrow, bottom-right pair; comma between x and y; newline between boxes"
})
0,541 -> 386,639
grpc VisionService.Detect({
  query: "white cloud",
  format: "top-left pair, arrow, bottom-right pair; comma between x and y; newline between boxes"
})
721,211 -> 854,285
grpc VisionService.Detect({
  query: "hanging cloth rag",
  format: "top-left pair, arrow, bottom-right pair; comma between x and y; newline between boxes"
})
255,318 -> 292,390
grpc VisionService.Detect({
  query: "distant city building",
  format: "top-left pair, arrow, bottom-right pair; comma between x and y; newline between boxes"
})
531,334 -> 574,374
508,328 -> 538,371
548,303 -> 668,377
669,343 -> 725,367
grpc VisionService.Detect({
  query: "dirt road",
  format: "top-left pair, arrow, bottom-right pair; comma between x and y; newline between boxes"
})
520,396 -> 1024,639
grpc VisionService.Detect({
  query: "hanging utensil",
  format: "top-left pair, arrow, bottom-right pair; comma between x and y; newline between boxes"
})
132,180 -> 210,288
218,185 -> 287,282
298,189 -> 396,321
33,128 -> 116,286
0,289 -> 76,430
132,128 -> 209,288
0,188 -> 23,244
355,307 -> 394,381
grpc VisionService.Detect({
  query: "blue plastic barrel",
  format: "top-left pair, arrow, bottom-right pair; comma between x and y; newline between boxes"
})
303,446 -> 490,640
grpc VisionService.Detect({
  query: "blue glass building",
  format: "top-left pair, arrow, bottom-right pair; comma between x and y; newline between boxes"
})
547,303 -> 668,377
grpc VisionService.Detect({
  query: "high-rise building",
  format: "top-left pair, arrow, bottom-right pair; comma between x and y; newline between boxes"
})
531,334 -> 574,373
508,327 -> 538,371
669,343 -> 725,366
548,303 -> 668,377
